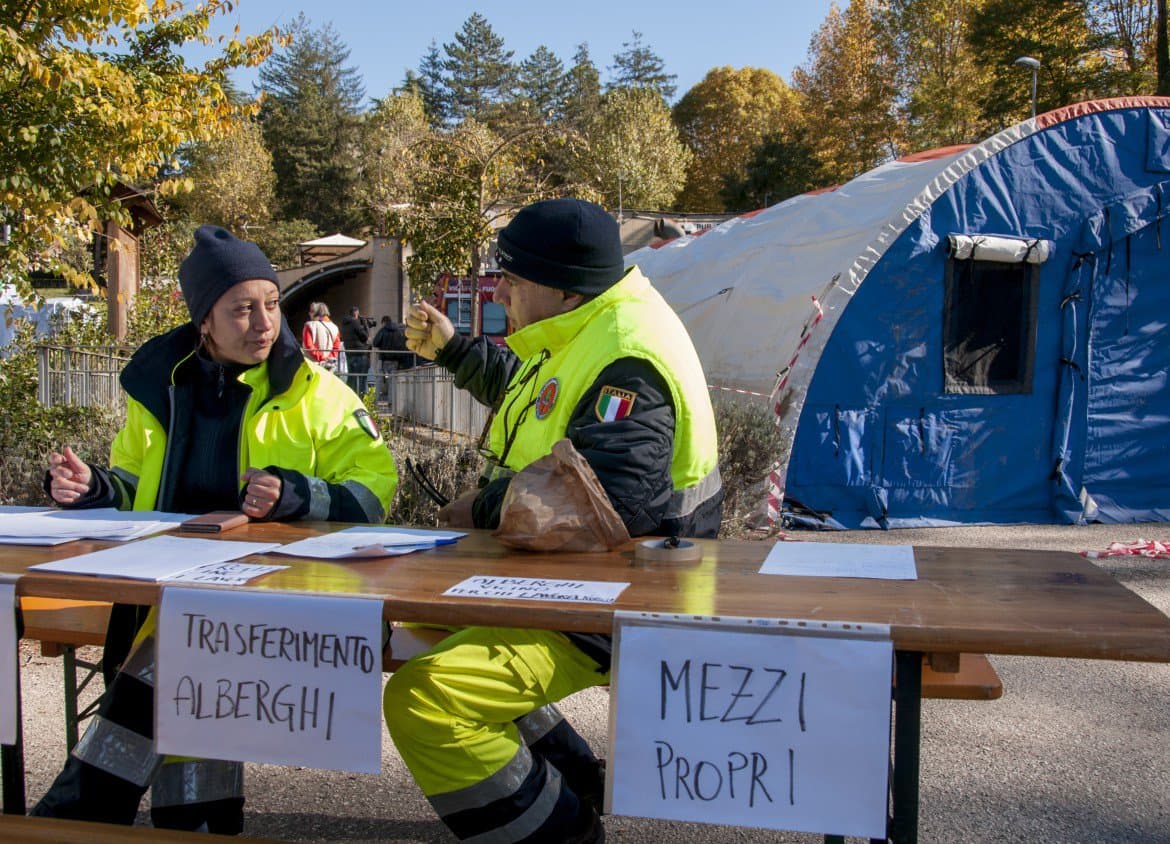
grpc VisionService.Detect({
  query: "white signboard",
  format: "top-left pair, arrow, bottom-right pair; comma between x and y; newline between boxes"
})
0,583 -> 15,745
444,575 -> 629,605
609,614 -> 892,838
156,587 -> 384,773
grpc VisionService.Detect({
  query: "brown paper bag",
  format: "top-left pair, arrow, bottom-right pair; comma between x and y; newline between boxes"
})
493,439 -> 631,552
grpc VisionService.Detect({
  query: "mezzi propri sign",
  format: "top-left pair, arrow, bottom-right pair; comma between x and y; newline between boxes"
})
608,613 -> 893,839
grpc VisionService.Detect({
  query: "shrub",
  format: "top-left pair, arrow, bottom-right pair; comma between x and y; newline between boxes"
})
0,320 -> 123,505
714,396 -> 789,538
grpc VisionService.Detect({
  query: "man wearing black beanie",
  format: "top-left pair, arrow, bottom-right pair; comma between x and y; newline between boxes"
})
387,197 -> 722,844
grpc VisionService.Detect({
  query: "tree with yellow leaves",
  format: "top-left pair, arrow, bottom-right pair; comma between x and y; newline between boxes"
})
0,0 -> 282,295
673,66 -> 797,212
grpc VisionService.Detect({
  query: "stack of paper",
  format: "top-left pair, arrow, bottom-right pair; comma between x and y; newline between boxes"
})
28,534 -> 283,582
274,526 -> 465,559
0,508 -> 190,545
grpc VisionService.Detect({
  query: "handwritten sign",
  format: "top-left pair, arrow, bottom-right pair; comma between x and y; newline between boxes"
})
609,614 -> 892,838
444,575 -> 629,605
0,583 -> 15,745
156,587 -> 384,773
163,562 -> 287,586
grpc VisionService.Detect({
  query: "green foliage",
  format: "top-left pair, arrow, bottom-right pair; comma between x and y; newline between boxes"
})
720,127 -> 826,211
574,88 -> 691,211
439,13 -> 517,130
608,31 -> 678,102
253,219 -> 321,270
258,15 -> 365,234
391,120 -> 572,296
791,0 -> 902,183
356,92 -> 431,237
124,277 -> 190,347
165,119 -> 276,231
0,0 -> 282,298
0,320 -> 122,506
563,43 -> 603,128
969,0 -> 1111,128
875,0 -> 992,149
139,217 -> 197,285
673,66 -> 798,212
714,398 -> 789,538
516,46 -> 571,124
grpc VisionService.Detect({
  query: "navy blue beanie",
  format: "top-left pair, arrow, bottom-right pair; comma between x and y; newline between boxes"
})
179,225 -> 279,327
495,198 -> 625,296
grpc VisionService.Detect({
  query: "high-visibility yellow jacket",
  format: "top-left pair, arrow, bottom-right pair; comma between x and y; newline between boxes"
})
103,320 -> 396,522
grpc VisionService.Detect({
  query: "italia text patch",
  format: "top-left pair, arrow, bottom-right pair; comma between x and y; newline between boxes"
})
354,408 -> 379,440
595,386 -> 636,422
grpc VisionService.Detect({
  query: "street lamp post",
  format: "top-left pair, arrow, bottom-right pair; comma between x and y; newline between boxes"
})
617,171 -> 625,225
1014,56 -> 1041,119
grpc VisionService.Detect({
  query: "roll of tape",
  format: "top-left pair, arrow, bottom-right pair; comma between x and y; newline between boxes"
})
634,538 -> 703,563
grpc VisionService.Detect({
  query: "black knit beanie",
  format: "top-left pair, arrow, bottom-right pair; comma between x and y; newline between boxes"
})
495,198 -> 625,296
179,225 -> 279,327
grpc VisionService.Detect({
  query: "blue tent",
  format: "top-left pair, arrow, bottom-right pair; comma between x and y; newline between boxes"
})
631,98 -> 1170,527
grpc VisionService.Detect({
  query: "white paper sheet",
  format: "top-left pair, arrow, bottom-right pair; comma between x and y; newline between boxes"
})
443,575 -> 630,605
760,542 -> 917,580
0,508 -> 190,545
275,526 -> 465,559
163,561 -> 288,586
29,534 -> 281,581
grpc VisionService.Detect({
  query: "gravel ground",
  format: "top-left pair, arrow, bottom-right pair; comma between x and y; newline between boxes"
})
15,522 -> 1170,842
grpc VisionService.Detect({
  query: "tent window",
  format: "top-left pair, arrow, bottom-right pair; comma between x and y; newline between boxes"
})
943,258 -> 1038,395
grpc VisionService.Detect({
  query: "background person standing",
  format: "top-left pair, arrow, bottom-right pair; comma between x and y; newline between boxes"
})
340,304 -> 373,394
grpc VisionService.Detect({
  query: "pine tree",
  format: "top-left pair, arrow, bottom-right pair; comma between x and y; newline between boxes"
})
608,31 -> 677,101
517,46 -> 570,123
564,43 -> 603,128
415,41 -> 449,126
440,13 -> 517,128
258,15 -> 366,233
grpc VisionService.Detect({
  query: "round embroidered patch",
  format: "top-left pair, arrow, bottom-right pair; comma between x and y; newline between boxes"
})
535,377 -> 559,419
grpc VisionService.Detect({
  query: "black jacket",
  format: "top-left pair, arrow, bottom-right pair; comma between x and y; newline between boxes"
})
340,314 -> 371,350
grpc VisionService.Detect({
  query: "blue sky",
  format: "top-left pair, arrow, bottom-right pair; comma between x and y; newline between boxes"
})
199,1 -> 838,104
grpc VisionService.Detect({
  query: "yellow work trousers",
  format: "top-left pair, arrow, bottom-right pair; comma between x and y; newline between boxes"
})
383,626 -> 607,796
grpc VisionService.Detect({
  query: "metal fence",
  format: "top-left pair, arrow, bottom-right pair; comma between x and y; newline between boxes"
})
36,345 -> 130,412
34,344 -> 488,440
376,364 -> 490,442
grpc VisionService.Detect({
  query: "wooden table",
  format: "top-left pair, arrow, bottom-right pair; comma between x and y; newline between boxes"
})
4,523 -> 1170,843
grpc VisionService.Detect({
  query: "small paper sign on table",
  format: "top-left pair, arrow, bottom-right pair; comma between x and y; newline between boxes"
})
608,612 -> 893,839
444,575 -> 629,605
156,587 -> 384,773
0,581 -> 16,745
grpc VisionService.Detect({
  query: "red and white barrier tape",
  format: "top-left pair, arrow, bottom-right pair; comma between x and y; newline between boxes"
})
1083,539 -> 1170,559
708,384 -> 770,398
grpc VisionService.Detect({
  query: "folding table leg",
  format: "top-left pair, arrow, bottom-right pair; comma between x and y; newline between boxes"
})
1,655 -> 25,815
889,649 -> 923,844
62,644 -> 79,752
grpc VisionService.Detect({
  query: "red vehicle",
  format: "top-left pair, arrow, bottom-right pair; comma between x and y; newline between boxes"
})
432,273 -> 509,342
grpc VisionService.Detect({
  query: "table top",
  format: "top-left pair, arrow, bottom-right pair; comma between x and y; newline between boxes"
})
3,522 -> 1169,662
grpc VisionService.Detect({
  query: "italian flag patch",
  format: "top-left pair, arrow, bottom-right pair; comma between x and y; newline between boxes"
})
595,386 -> 637,422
